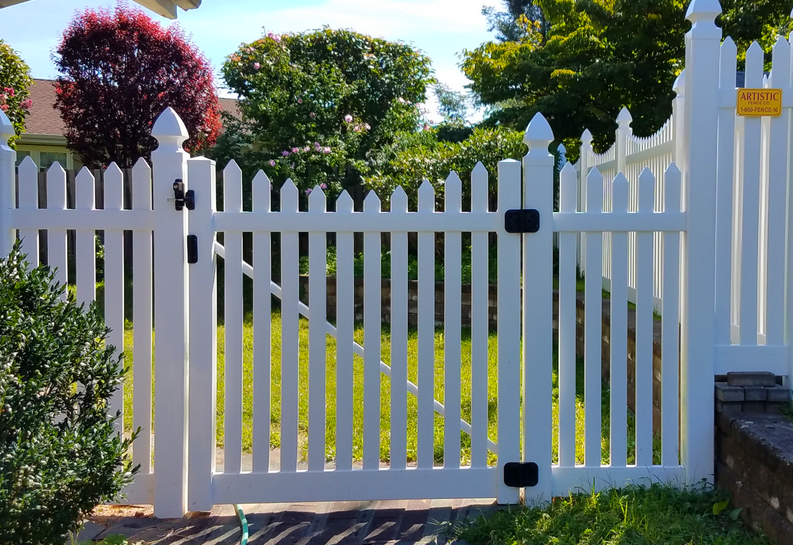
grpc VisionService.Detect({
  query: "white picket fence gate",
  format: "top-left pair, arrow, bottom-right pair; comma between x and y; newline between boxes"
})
0,1 -> 781,517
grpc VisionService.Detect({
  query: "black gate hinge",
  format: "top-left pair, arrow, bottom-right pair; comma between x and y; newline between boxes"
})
173,179 -> 195,211
187,235 -> 198,264
504,462 -> 539,488
504,209 -> 540,233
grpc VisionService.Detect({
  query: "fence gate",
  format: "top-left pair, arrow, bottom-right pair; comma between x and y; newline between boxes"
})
0,2 -> 730,519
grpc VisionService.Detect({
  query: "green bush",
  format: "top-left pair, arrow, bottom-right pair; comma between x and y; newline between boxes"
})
0,40 -> 33,147
0,245 -> 138,545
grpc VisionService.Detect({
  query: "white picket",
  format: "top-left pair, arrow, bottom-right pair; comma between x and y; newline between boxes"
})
46,164 -> 68,297
558,164 -> 577,468
223,161 -> 244,475
335,191 -> 355,471
714,38 -> 737,346
363,191 -> 382,470
17,157 -> 38,266
764,37 -> 790,345
739,42 -> 764,345
308,186 -> 327,472
252,171 -> 272,473
635,168 -> 655,467
609,173 -> 629,468
662,164 -> 682,466
584,167 -> 603,467
104,164 -> 125,438
280,179 -> 300,473
417,180 -> 435,469
75,167 -> 95,305
470,163 -> 489,469
390,187 -> 409,470
444,172 -> 463,470
132,158 -> 153,474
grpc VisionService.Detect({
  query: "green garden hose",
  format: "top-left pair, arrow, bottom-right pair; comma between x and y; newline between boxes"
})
235,504 -> 249,545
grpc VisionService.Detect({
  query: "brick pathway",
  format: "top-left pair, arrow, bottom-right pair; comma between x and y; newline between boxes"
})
79,499 -> 496,544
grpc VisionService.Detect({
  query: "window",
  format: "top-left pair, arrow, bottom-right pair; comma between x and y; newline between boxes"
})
15,150 -> 31,167
40,152 -> 68,171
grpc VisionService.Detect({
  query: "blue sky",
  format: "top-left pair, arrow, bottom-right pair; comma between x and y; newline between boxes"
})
0,0 -> 496,120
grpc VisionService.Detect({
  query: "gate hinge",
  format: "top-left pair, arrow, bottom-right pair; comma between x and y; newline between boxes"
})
173,179 -> 195,211
187,235 -> 198,264
503,462 -> 539,488
504,209 -> 540,234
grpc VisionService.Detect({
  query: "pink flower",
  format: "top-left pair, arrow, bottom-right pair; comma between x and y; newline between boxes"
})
309,112 -> 316,119
344,114 -> 353,123
320,183 -> 327,189
253,62 -> 261,70
323,146 -> 331,153
291,147 -> 300,153
305,188 -> 312,194
297,98 -> 303,104
314,142 -> 321,149
269,160 -> 276,166
363,123 -> 371,130
0,105 -> 7,112
303,146 -> 310,152
423,124 -> 431,131
3,88 -> 14,98
0,94 -> 5,103
282,150 -> 290,157
20,99 -> 32,109
397,97 -> 406,104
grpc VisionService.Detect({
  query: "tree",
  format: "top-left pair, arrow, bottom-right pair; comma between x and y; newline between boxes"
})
0,40 -> 32,147
0,245 -> 138,544
482,0 -> 549,43
53,4 -> 221,168
218,28 -> 433,195
720,0 -> 793,67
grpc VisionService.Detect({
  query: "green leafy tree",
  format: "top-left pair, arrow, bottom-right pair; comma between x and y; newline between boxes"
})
482,0 -> 549,43
467,0 -> 793,155
0,40 -> 32,147
0,245 -> 138,545
218,28 -> 433,195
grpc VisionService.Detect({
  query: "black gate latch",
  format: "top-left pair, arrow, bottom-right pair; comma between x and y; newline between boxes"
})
504,209 -> 540,233
173,179 -> 195,211
186,235 -> 198,264
504,462 -> 539,488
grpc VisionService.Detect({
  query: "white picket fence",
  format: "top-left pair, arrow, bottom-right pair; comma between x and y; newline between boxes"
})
0,0 -> 783,518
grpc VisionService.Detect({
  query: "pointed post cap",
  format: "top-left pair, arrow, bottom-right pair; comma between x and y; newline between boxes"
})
581,128 -> 593,145
152,107 -> 189,152
616,107 -> 633,129
686,0 -> 721,25
0,109 -> 14,149
523,112 -> 554,152
557,143 -> 566,154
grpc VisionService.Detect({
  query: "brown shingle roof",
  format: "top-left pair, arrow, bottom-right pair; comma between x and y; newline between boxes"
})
24,79 -> 64,136
22,79 -> 241,137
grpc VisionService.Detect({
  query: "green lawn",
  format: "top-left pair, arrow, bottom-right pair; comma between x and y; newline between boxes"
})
121,312 -> 659,466
448,483 -> 770,545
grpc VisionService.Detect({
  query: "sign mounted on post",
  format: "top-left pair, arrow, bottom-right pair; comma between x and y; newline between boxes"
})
737,89 -> 783,117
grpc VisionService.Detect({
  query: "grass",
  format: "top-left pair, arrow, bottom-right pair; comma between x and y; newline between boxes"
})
446,483 -> 770,545
121,311 -> 660,466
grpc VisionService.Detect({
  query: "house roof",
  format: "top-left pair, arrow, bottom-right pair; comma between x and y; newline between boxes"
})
0,0 -> 201,19
21,79 -> 241,138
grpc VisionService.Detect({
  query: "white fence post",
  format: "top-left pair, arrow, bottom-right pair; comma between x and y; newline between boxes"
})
0,111 -> 15,256
522,114 -> 555,504
681,0 -> 721,484
187,156 -> 217,512
578,129 -> 593,271
151,107 -> 190,517
615,108 -> 632,176
496,158 -> 522,504
672,70 -> 687,172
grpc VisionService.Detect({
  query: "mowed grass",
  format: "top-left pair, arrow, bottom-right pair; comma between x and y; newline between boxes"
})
121,311 -> 659,465
448,483 -> 770,545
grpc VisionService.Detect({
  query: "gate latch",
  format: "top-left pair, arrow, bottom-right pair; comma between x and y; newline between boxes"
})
172,179 -> 195,211
504,209 -> 540,234
503,462 -> 539,488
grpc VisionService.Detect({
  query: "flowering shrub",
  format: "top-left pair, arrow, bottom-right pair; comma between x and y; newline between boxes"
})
0,40 -> 32,147
216,28 -> 433,196
53,4 -> 221,168
365,126 -> 527,208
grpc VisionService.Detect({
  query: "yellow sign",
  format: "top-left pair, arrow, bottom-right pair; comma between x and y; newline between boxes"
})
737,88 -> 783,117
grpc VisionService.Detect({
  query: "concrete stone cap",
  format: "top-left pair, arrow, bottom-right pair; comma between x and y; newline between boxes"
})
768,385 -> 792,404
744,386 -> 768,402
727,371 -> 776,387
716,382 -> 744,402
